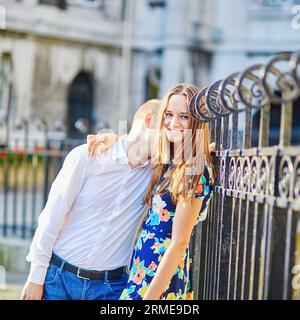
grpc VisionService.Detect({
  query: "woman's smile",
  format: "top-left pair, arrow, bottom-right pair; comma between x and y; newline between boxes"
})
163,94 -> 191,143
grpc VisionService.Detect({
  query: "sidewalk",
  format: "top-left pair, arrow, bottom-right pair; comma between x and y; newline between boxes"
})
0,271 -> 27,300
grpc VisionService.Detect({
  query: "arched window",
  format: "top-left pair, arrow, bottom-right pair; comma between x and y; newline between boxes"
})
67,72 -> 94,139
39,0 -> 67,10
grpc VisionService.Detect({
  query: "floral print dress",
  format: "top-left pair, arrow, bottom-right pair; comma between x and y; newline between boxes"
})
119,162 -> 213,300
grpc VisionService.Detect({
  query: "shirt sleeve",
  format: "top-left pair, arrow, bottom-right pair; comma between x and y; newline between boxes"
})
26,144 -> 89,284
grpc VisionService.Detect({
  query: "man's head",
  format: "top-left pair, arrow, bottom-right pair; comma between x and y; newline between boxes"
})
126,99 -> 161,163
130,99 -> 161,133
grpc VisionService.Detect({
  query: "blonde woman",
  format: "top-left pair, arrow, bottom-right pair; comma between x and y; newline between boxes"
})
118,84 -> 213,300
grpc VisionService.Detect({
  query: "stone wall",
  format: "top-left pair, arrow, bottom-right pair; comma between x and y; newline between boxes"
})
0,237 -> 31,274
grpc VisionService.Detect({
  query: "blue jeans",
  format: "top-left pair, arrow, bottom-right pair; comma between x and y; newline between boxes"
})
43,255 -> 128,300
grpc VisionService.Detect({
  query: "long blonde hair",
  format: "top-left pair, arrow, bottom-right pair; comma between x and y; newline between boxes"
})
144,83 -> 211,205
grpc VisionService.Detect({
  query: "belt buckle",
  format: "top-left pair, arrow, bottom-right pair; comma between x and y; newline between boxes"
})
77,268 -> 90,280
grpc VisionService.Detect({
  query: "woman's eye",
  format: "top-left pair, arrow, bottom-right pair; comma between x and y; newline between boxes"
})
165,112 -> 172,117
181,115 -> 189,120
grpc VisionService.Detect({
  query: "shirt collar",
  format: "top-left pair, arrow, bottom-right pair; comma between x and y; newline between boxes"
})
111,139 -> 128,162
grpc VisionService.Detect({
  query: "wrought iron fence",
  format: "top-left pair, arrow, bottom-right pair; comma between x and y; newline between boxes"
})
190,51 -> 300,300
0,118 -> 85,239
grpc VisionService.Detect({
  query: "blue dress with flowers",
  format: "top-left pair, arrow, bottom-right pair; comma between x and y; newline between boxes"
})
119,162 -> 213,300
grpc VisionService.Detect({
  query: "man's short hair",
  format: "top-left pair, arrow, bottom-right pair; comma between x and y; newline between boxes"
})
132,99 -> 161,128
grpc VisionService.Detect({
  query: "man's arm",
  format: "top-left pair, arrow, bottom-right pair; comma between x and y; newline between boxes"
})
21,145 -> 89,300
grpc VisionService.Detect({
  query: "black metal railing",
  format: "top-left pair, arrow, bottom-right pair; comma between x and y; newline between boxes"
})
0,118 -> 85,239
190,51 -> 300,300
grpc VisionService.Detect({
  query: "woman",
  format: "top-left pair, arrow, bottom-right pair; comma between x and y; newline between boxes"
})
119,83 -> 213,300
88,83 -> 214,300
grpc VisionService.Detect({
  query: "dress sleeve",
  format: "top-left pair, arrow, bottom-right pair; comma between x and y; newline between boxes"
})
193,164 -> 214,214
194,164 -> 213,198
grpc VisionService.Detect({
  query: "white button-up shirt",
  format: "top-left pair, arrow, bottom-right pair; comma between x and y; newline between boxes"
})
26,139 -> 152,284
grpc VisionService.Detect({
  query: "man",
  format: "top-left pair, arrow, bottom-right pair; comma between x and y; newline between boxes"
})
21,99 -> 161,300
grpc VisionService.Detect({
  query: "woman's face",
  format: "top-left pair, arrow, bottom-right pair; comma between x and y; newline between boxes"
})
163,94 -> 192,143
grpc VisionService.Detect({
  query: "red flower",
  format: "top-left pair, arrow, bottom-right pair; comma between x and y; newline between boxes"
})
134,257 -> 140,268
148,261 -> 157,270
195,183 -> 203,194
187,292 -> 193,300
133,268 -> 146,285
159,209 -> 170,222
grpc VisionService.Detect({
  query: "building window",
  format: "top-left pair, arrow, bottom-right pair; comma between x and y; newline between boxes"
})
249,0 -> 292,19
145,68 -> 160,100
261,0 -> 288,6
0,53 -> 12,119
253,0 -> 299,8
251,0 -> 292,8
39,0 -> 67,10
148,0 -> 166,9
67,0 -> 104,8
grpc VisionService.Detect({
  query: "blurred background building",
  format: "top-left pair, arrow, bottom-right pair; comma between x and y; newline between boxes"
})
0,0 -> 300,142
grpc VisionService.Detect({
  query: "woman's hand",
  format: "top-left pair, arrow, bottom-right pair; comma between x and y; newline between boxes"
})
209,142 -> 216,153
87,133 -> 119,156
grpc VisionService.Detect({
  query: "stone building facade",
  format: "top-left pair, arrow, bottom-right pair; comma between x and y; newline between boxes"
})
0,0 -> 299,143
